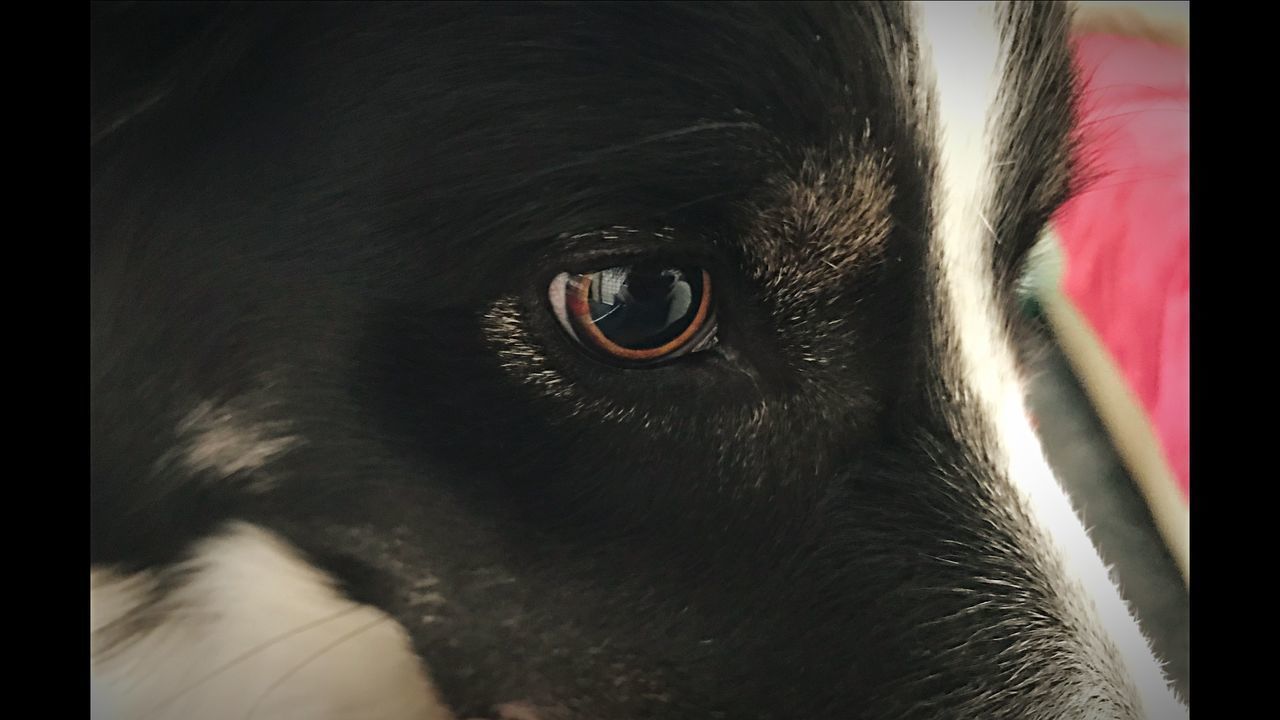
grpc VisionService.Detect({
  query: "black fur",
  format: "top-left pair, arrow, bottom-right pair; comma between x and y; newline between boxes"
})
92,3 -> 1160,718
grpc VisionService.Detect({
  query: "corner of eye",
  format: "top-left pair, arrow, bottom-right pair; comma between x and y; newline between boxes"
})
547,271 -> 570,314
547,271 -> 579,340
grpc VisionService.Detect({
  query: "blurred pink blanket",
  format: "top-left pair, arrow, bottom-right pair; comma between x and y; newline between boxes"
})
1052,34 -> 1189,500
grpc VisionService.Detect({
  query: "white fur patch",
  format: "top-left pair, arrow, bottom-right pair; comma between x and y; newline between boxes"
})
166,401 -> 301,491
90,523 -> 453,720
913,2 -> 1186,716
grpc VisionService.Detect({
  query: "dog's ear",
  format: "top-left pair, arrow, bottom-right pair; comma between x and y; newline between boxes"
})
90,2 -> 271,147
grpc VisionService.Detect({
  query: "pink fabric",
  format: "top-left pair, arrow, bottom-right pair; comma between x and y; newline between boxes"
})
1052,34 -> 1189,501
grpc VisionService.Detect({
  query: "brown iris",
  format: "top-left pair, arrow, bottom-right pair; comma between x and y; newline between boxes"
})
549,264 -> 717,366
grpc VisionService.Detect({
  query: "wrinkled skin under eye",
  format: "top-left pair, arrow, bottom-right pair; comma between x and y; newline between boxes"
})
548,264 -> 718,367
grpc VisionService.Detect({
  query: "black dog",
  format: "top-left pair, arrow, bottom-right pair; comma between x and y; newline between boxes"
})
90,3 -> 1187,718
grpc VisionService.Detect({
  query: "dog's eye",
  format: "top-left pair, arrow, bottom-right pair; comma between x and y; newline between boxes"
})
548,264 -> 717,366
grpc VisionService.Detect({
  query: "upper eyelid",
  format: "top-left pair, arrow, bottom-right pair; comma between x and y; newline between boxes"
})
533,227 -> 721,280
563,225 -> 678,244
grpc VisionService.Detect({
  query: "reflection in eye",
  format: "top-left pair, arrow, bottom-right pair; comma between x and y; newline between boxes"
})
548,264 -> 717,366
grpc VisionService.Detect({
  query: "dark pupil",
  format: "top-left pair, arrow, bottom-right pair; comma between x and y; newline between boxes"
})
585,265 -> 702,350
